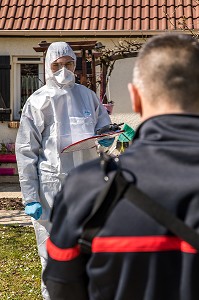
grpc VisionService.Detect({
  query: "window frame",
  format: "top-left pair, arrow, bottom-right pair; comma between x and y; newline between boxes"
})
12,56 -> 43,121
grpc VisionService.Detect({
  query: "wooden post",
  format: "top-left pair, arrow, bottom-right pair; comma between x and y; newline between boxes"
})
100,62 -> 108,103
81,49 -> 87,87
91,51 -> 96,92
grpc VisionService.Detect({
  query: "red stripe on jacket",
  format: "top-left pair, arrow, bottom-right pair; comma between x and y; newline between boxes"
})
47,236 -> 197,262
92,236 -> 197,254
47,238 -> 80,261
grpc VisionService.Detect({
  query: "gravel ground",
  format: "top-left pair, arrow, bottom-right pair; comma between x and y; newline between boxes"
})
0,183 -> 23,210
0,198 -> 23,210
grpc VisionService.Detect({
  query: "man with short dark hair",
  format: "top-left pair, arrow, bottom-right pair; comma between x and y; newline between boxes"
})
43,34 -> 199,300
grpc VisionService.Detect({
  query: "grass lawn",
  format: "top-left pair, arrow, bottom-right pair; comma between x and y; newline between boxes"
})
0,225 -> 42,300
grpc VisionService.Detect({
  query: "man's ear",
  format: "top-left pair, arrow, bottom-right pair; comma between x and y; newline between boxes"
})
128,83 -> 142,115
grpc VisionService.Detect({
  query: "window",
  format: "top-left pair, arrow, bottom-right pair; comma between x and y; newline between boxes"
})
0,56 -> 11,121
13,57 -> 44,120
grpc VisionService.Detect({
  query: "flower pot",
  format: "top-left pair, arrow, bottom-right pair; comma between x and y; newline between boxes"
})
0,154 -> 16,163
103,103 -> 114,115
0,168 -> 15,175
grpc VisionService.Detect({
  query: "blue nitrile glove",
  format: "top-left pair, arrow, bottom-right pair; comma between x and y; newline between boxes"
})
98,138 -> 115,147
25,202 -> 42,220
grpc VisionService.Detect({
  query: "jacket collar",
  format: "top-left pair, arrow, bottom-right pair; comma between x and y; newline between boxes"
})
134,114 -> 199,144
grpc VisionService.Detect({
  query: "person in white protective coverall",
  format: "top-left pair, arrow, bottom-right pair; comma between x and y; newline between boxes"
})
15,42 -> 113,300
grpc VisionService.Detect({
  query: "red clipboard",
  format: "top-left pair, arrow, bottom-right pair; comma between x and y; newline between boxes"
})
61,130 -> 124,153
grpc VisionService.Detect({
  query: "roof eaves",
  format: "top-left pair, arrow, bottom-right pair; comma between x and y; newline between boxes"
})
0,29 -> 194,38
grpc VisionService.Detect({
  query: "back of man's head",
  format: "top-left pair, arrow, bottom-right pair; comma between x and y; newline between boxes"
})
133,34 -> 199,113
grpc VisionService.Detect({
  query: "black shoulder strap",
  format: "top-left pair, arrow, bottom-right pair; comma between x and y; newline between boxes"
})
79,158 -> 199,253
125,183 -> 199,251
78,168 -> 129,253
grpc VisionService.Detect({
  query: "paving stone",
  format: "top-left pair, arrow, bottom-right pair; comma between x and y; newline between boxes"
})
0,210 -> 32,226
0,183 -> 29,225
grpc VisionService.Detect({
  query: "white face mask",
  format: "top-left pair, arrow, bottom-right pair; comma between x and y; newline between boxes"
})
53,67 -> 75,88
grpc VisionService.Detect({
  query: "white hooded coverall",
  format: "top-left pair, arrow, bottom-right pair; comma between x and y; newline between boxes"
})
15,42 -> 111,299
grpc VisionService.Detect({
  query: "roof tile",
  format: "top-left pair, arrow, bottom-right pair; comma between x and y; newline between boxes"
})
0,0 -> 199,32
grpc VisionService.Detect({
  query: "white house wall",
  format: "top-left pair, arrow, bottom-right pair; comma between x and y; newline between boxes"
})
0,36 -> 141,144
108,57 -> 141,129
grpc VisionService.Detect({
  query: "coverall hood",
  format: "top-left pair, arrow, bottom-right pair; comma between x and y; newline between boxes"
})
45,42 -> 77,81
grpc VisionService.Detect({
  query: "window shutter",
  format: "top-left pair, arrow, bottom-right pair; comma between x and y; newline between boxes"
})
0,56 -> 11,121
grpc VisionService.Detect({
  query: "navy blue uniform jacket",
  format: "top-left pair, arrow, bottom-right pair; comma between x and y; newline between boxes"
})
44,114 -> 199,300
